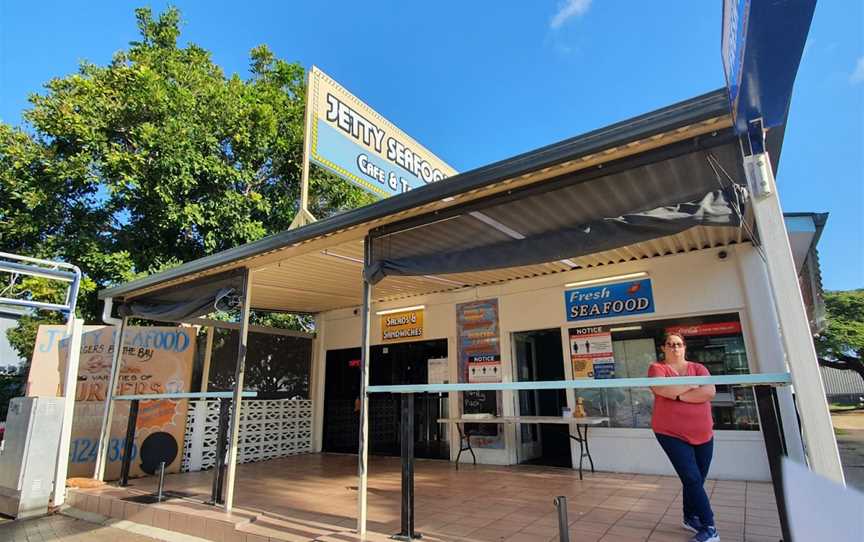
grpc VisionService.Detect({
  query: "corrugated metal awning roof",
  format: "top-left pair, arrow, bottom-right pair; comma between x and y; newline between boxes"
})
99,89 -> 735,305
98,88 -> 767,316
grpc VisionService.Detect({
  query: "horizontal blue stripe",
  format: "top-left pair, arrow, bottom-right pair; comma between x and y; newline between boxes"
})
313,120 -> 431,197
366,373 -> 792,394
113,391 -> 258,401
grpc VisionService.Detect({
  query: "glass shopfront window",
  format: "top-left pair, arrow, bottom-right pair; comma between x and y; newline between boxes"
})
571,313 -> 758,431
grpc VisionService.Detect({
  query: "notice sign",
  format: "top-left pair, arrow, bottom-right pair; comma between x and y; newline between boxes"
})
468,354 -> 501,383
381,308 -> 424,342
565,278 -> 654,322
569,326 -> 615,379
307,66 -> 457,199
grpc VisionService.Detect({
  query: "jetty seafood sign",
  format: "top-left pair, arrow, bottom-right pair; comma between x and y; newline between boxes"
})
307,66 -> 457,198
564,278 -> 655,322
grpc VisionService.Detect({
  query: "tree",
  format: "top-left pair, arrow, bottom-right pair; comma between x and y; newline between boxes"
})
1,7 -> 374,360
816,289 -> 864,383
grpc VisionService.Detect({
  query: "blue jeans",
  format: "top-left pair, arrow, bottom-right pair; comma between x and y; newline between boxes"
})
655,433 -> 714,527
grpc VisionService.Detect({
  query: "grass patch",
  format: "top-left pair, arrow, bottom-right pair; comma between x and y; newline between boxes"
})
830,404 -> 864,413
835,427 -> 849,436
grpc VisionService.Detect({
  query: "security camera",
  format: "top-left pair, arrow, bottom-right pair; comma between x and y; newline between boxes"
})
718,250 -> 728,260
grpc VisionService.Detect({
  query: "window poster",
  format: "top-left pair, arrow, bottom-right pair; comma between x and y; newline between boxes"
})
569,326 -> 615,379
457,299 -> 503,447
427,357 -> 449,385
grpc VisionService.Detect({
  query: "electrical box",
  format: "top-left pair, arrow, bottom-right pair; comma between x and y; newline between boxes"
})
0,396 -> 65,518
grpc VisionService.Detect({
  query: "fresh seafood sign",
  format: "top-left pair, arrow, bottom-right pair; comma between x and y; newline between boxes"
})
564,278 -> 655,322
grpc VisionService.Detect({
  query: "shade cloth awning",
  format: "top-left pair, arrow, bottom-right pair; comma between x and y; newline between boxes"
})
365,133 -> 748,285
117,269 -> 245,321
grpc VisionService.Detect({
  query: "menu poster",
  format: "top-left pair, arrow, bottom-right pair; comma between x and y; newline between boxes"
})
56,325 -> 196,480
457,299 -> 502,445
569,326 -> 615,379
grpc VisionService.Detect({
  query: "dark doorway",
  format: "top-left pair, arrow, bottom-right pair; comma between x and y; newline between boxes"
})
323,339 -> 449,459
512,329 -> 571,468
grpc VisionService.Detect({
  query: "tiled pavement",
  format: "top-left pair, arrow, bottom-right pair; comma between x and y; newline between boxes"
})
0,513 -> 163,542
66,453 -> 782,542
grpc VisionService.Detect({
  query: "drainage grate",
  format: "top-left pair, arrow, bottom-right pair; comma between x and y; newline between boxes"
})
121,490 -> 199,504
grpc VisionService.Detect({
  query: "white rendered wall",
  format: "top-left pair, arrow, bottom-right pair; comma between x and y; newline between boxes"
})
316,245 -> 777,480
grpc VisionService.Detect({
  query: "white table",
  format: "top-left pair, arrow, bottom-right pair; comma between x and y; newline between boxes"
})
438,416 -> 609,479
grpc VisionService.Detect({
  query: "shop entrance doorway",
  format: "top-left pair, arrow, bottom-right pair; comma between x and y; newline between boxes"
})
512,329 -> 572,468
323,339 -> 449,459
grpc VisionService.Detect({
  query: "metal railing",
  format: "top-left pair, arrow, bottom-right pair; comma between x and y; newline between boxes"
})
363,373 -> 795,542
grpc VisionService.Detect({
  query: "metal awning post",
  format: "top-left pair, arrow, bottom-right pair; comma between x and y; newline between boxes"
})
357,237 -> 372,538
743,144 -> 844,484
753,385 -> 793,542
394,393 -> 418,540
119,399 -> 140,487
94,316 -> 128,480
223,267 -> 252,513
201,326 -> 215,392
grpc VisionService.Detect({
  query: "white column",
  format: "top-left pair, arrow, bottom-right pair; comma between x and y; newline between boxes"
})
734,245 -> 806,463
744,152 -> 844,484
53,316 -> 83,505
224,268 -> 253,513
357,277 -> 372,538
560,326 -> 580,471
311,314 -> 327,453
94,317 -> 127,480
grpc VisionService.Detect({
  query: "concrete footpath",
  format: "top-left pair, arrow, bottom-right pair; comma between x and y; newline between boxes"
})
832,410 -> 864,492
0,507 -> 209,542
0,513 -> 157,542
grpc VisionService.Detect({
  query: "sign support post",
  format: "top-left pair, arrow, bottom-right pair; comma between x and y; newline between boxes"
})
290,67 -> 318,230
743,143 -> 844,484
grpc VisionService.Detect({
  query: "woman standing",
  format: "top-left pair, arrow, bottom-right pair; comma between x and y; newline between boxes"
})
648,332 -> 719,542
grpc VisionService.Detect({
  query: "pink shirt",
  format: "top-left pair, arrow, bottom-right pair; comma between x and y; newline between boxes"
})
648,361 -> 714,445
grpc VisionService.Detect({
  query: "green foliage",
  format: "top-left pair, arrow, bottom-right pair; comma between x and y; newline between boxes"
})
816,289 -> 864,360
6,312 -> 65,365
1,7 -> 372,352
0,375 -> 26,422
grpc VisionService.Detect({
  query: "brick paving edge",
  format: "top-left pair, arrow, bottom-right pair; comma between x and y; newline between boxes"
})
59,505 -> 212,542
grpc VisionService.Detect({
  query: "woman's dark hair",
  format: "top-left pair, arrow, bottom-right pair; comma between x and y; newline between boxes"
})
662,332 -> 687,346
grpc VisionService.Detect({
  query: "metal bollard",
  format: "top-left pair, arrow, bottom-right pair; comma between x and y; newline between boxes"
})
554,496 -> 570,542
157,461 -> 166,502
119,399 -> 139,487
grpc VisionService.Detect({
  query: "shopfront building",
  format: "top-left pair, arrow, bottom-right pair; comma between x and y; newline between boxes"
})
313,243 -> 789,481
